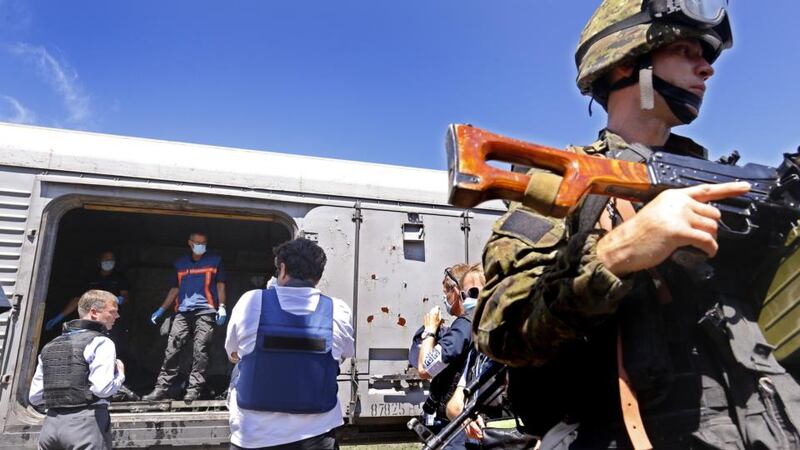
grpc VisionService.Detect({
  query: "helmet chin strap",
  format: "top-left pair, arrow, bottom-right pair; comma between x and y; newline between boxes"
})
651,75 -> 702,124
606,55 -> 703,125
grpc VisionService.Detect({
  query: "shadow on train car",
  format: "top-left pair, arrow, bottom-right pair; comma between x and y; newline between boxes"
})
37,207 -> 291,406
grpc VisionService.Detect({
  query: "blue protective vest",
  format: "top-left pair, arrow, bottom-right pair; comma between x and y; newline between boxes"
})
236,288 -> 339,413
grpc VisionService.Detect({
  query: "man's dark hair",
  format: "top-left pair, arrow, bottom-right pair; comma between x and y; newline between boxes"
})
273,238 -> 327,282
189,231 -> 208,241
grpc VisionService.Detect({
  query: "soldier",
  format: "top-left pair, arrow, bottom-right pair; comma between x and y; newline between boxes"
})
473,1 -> 800,449
30,290 -> 125,450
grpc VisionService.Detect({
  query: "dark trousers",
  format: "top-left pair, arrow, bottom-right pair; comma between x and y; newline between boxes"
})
155,312 -> 215,393
38,405 -> 111,450
230,429 -> 339,450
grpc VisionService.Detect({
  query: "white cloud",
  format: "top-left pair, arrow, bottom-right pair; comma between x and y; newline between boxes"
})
8,42 -> 91,126
0,95 -> 36,124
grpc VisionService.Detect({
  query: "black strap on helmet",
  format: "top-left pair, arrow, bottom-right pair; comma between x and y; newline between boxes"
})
652,75 -> 702,124
600,55 -> 703,124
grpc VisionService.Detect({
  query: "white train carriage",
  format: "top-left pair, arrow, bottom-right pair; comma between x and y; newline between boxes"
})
0,122 -> 502,448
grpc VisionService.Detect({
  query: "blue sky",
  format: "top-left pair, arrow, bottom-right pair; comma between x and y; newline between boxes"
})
0,1 -> 797,169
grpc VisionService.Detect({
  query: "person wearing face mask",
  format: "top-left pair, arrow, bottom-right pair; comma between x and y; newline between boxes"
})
143,231 -> 227,402
444,266 -> 538,450
408,263 -> 474,449
44,251 -> 130,332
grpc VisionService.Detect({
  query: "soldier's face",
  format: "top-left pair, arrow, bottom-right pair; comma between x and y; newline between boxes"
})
652,38 -> 714,121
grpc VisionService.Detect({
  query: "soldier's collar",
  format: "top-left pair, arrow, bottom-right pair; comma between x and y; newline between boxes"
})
599,129 -> 707,159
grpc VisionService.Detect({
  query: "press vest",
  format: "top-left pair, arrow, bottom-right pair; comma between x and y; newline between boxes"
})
236,288 -> 339,413
424,316 -> 471,418
41,320 -> 105,409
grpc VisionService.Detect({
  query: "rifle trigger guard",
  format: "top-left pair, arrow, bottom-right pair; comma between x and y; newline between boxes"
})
718,215 -> 754,238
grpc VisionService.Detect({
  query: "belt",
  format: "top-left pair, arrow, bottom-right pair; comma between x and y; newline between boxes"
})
49,403 -> 108,413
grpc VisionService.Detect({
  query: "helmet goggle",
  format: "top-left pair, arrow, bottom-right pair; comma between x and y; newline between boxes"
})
652,0 -> 728,27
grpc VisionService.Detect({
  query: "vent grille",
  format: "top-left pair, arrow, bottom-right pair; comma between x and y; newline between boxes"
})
0,186 -> 31,358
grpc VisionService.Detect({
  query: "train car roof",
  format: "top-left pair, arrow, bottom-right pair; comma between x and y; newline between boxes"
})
0,122 -> 502,209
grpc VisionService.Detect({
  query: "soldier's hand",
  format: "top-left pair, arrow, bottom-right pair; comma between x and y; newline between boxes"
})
597,182 -> 750,277
423,305 -> 442,333
115,359 -> 125,375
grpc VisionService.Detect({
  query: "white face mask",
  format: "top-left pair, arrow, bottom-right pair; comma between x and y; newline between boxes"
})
463,296 -> 478,313
442,294 -> 455,315
100,260 -> 115,272
192,243 -> 207,255
462,286 -> 480,314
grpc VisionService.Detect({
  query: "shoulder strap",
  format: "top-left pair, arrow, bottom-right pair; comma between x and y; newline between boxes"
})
260,288 -> 280,323
575,194 -> 608,236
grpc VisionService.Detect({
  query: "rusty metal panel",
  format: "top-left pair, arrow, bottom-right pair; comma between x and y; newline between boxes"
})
299,204 -> 357,374
300,205 -> 357,304
355,209 -> 465,418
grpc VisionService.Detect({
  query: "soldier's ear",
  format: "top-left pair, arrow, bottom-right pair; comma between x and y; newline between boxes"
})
608,62 -> 635,84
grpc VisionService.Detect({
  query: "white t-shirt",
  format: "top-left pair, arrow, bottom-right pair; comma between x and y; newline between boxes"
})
225,286 -> 355,448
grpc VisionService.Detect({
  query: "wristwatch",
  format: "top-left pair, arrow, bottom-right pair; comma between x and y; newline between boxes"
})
420,330 -> 436,340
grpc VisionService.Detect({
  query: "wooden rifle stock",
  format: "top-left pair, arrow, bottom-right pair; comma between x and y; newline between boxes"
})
446,124 -> 657,216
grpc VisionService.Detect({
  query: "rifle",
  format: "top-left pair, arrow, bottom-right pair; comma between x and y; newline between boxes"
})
408,362 -> 507,450
446,124 -> 800,248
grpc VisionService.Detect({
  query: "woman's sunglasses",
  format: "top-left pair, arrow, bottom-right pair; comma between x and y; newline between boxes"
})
460,287 -> 480,300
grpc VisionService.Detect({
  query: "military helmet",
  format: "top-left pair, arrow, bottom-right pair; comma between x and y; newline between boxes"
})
576,0 -> 733,97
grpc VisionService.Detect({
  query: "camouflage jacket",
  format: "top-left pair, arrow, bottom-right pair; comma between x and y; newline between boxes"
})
473,129 -> 707,367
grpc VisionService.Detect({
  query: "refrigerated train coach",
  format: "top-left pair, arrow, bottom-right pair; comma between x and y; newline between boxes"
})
0,122 -> 503,448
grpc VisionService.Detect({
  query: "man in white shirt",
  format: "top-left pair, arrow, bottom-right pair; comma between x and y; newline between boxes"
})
225,238 -> 355,450
30,289 -> 126,450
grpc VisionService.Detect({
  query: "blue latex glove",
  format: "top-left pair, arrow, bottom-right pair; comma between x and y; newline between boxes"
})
45,313 -> 65,331
216,305 -> 227,326
150,307 -> 165,325
116,295 -> 125,305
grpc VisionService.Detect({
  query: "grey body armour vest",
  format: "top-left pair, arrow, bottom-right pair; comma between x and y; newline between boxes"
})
41,319 -> 106,409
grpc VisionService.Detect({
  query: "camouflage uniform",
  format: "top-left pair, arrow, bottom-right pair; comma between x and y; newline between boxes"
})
474,130 -> 800,449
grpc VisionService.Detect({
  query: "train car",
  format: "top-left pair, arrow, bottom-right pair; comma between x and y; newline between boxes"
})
0,122 -> 503,448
